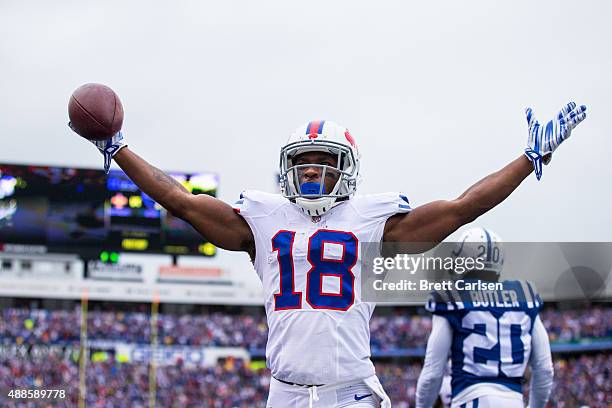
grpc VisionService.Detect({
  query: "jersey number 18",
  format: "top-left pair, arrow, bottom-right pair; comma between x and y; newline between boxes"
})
272,229 -> 357,311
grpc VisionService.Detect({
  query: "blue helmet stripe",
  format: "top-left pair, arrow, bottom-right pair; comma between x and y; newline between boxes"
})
316,120 -> 325,133
483,228 -> 492,263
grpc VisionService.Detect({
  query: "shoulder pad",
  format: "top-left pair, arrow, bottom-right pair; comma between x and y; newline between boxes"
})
425,289 -> 465,314
502,279 -> 543,310
425,280 -> 544,313
350,192 -> 411,219
232,190 -> 287,218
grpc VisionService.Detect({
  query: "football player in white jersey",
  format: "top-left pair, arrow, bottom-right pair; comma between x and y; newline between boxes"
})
416,228 -> 554,408
71,102 -> 585,407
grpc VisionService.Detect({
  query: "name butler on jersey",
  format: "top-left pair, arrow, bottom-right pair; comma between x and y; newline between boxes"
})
427,279 -> 543,405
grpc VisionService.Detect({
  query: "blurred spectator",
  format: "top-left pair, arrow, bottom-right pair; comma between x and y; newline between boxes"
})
1,352 -> 609,407
2,305 -> 610,350
0,302 -> 610,407
540,306 -> 612,343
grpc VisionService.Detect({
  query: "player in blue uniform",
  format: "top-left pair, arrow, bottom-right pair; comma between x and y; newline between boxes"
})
416,228 -> 553,408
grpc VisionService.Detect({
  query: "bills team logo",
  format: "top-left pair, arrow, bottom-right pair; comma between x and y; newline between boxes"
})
344,129 -> 357,148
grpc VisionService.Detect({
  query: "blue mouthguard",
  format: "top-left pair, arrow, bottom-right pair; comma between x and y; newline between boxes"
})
300,182 -> 325,195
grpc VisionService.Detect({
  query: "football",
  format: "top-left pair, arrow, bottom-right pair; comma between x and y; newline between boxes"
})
68,83 -> 123,140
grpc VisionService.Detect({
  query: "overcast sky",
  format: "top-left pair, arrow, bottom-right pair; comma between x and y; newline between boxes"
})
1,0 -> 610,253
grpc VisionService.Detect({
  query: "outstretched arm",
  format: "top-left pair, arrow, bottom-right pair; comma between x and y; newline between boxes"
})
384,155 -> 532,249
384,102 -> 587,250
113,147 -> 254,256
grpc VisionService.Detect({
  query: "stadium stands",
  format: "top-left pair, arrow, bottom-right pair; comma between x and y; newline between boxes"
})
0,353 -> 610,407
2,305 -> 610,350
0,302 -> 610,407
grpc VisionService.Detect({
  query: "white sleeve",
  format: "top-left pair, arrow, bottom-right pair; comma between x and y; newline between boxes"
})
416,315 -> 453,408
528,315 -> 554,408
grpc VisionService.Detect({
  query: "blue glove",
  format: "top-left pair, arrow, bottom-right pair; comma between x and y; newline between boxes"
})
524,102 -> 587,180
68,123 -> 127,174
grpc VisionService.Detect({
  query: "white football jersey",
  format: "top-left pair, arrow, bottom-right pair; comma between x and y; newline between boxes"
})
234,190 -> 411,385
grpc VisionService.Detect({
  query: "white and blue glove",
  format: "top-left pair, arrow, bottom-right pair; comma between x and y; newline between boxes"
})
524,102 -> 587,180
68,122 -> 127,174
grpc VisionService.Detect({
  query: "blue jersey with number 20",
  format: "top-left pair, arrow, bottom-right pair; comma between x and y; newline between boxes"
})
426,280 -> 543,397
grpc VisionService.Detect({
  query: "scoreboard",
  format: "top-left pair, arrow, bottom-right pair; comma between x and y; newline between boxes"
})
0,163 -> 218,257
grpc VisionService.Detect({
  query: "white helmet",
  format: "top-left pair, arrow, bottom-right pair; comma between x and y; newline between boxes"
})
279,120 -> 360,216
451,227 -> 504,279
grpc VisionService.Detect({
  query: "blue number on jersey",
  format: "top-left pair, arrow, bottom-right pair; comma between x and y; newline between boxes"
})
306,230 -> 357,310
272,230 -> 302,310
273,229 -> 357,311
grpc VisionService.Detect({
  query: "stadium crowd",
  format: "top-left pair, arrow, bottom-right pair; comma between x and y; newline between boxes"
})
0,352 -> 610,407
0,303 -> 610,406
1,305 -> 610,349
0,353 -> 270,408
540,306 -> 612,343
548,353 -> 612,407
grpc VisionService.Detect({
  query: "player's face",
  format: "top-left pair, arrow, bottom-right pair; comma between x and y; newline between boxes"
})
293,152 -> 340,194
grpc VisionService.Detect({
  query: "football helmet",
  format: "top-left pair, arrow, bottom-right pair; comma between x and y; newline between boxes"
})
451,227 -> 504,279
279,120 -> 360,216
